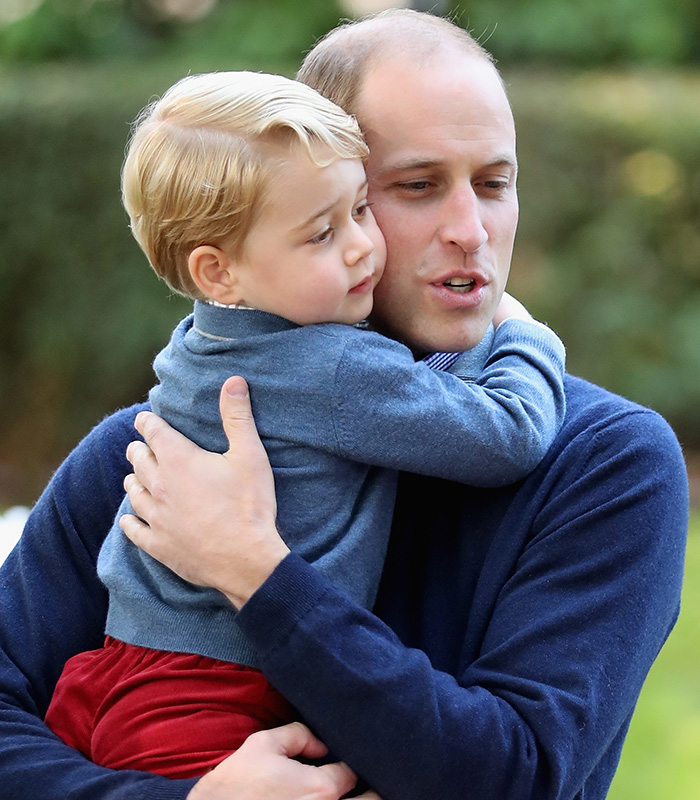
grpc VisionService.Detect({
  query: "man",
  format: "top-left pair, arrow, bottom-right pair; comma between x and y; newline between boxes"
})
0,9 -> 688,800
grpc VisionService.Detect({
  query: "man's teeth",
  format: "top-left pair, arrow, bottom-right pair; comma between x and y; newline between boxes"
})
443,278 -> 475,293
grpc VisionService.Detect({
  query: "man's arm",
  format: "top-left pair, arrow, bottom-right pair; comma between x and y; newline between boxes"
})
0,401 -> 361,800
123,379 -> 688,800
0,405 -> 198,800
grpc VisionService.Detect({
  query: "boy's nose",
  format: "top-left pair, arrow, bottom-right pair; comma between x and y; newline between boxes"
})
345,222 -> 375,266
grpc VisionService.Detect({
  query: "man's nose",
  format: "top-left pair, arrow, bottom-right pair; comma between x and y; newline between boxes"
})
345,222 -> 375,266
440,185 -> 488,253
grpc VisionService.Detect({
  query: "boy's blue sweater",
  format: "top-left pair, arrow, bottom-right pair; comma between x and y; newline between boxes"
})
98,302 -> 565,666
0,374 -> 687,799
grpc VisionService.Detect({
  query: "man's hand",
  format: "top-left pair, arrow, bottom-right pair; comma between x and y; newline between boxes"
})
119,375 -> 290,608
186,722 -> 362,800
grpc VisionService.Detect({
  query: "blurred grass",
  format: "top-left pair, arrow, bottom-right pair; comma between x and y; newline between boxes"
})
608,510 -> 699,799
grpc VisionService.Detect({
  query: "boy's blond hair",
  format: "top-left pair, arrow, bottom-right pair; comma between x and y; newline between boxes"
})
122,71 -> 368,299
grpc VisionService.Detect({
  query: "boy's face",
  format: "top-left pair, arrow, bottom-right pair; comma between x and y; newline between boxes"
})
232,149 -> 385,326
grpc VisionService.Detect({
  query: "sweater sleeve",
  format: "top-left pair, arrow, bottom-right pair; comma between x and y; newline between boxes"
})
235,405 -> 688,800
330,318 -> 566,486
0,406 -> 196,800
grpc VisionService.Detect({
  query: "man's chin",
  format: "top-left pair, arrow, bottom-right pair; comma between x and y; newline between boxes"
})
368,310 -> 492,356
420,324 -> 493,356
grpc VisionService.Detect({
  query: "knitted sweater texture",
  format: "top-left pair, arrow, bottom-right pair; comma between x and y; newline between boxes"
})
98,303 -> 565,666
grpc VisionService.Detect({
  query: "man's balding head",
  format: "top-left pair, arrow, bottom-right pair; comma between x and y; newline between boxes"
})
297,9 -> 495,119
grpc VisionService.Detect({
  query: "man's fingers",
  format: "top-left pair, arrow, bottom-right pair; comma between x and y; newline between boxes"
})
119,511 -> 151,550
261,723 -> 357,798
219,377 -> 266,457
123,473 -> 154,523
264,722 -> 328,760
133,410 -> 195,464
125,439 -> 158,484
315,761 -> 358,798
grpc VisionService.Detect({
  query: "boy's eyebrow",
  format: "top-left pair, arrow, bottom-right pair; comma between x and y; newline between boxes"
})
294,179 -> 369,232
294,201 -> 336,233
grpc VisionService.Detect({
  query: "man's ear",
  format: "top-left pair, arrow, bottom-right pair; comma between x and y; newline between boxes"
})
188,245 -> 242,305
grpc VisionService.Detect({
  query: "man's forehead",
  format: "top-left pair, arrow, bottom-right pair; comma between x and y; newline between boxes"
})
360,47 -> 500,95
358,59 -> 516,178
357,52 -> 512,133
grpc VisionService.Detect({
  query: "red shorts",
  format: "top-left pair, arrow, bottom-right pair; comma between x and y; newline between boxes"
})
44,637 -> 297,778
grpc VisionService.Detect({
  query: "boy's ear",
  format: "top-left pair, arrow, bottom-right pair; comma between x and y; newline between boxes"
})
188,245 -> 242,304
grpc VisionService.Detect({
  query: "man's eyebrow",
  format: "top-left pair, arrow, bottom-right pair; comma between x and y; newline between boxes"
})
384,157 -> 441,172
384,156 -> 518,172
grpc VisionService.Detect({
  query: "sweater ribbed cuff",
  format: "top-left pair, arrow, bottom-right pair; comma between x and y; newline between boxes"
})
235,552 -> 330,659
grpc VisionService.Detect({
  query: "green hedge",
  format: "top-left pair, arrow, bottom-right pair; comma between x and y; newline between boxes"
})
1,63 -> 699,505
2,1 -> 699,67
507,69 -> 700,441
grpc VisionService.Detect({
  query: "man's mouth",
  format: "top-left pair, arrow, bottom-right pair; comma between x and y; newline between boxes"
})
442,277 -> 476,294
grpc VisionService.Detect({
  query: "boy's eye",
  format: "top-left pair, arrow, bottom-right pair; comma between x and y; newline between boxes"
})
310,226 -> 333,245
352,201 -> 370,219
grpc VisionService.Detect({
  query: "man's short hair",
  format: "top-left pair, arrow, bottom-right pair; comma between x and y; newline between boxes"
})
122,71 -> 368,298
297,8 -> 495,118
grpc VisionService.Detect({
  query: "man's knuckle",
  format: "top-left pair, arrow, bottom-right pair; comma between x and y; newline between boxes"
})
150,478 -> 168,504
140,414 -> 161,442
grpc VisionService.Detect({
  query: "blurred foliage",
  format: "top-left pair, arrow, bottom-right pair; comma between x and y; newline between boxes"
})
0,0 -> 343,67
1,0 -> 700,66
454,0 -> 700,66
506,70 -> 700,442
608,513 -> 700,800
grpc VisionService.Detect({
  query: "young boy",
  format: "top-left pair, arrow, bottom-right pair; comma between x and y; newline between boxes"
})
45,71 -> 566,778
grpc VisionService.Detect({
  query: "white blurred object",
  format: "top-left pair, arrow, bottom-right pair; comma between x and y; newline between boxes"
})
338,0 -> 410,16
337,1 -> 449,15
0,507 -> 29,565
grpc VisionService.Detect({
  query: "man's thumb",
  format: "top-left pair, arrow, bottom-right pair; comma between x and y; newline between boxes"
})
219,376 -> 259,449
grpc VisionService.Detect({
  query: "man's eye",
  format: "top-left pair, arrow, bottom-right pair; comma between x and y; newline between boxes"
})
399,180 -> 432,192
310,227 -> 333,245
480,179 -> 511,193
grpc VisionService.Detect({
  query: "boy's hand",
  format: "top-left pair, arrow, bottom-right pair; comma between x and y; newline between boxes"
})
492,292 -> 533,328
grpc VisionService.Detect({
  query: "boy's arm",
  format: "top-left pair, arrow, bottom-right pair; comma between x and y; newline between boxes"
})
328,316 -> 565,486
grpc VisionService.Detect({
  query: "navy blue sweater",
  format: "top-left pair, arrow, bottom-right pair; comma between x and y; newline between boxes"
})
0,375 -> 688,800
